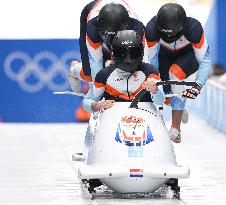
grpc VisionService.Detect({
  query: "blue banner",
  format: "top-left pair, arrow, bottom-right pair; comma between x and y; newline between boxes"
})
205,0 -> 226,71
0,39 -> 88,122
217,0 -> 226,71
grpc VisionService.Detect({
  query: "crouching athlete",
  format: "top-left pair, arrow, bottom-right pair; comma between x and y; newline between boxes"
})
145,3 -> 211,143
69,0 -> 145,92
82,30 -> 165,113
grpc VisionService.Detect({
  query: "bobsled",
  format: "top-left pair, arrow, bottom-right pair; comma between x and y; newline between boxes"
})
73,81 -> 197,199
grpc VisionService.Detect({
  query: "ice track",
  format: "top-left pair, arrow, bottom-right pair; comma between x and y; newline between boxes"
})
0,114 -> 226,205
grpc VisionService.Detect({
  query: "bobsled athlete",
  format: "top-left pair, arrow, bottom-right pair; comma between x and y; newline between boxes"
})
69,0 -> 145,92
82,30 -> 165,112
145,3 -> 211,143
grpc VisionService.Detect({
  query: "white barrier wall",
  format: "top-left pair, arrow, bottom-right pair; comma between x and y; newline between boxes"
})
190,80 -> 226,134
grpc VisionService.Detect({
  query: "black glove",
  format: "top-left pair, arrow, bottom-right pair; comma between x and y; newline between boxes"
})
182,83 -> 202,99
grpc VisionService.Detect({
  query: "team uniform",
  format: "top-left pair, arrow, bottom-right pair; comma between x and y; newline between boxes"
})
83,63 -> 165,112
145,16 -> 211,110
71,0 -> 145,85
145,3 -> 212,143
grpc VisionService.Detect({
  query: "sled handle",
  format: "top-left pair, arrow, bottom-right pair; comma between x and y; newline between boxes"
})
156,80 -> 199,87
130,89 -> 147,108
129,80 -> 198,108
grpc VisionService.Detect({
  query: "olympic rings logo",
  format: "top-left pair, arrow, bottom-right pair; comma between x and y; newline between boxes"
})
4,51 -> 80,93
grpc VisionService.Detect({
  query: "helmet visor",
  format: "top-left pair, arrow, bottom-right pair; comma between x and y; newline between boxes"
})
160,29 -> 184,43
113,46 -> 143,62
157,22 -> 184,42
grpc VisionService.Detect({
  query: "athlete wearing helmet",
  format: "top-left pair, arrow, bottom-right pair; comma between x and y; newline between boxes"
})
69,0 -> 145,93
156,3 -> 187,43
83,30 -> 165,112
112,29 -> 144,73
145,3 -> 211,143
98,3 -> 129,46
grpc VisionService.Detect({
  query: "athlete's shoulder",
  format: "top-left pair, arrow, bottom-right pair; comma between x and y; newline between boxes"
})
140,62 -> 159,76
95,65 -> 116,84
184,17 -> 204,44
86,17 -> 102,43
81,0 -> 96,17
145,16 -> 160,42
128,18 -> 144,37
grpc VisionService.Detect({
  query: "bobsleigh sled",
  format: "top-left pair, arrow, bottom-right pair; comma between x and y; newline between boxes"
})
73,81 -> 197,199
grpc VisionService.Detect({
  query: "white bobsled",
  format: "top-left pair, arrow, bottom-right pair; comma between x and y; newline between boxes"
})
73,81 -> 196,198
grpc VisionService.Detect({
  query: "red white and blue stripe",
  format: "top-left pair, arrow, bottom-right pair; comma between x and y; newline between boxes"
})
130,169 -> 143,178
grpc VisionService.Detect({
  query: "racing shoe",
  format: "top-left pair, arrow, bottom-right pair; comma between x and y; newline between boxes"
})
181,109 -> 189,124
169,127 -> 181,143
69,60 -> 81,92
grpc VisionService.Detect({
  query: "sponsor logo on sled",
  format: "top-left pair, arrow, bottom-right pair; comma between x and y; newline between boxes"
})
115,115 -> 154,147
130,169 -> 143,178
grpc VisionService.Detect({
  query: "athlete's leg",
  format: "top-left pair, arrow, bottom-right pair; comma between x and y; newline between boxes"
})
158,46 -> 174,93
169,63 -> 187,136
169,48 -> 199,142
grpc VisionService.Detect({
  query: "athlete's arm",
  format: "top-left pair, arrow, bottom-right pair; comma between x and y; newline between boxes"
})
146,76 -> 165,105
83,70 -> 115,112
188,18 -> 212,86
86,19 -> 104,81
142,64 -> 165,105
79,1 -> 96,78
145,17 -> 160,68
83,84 -> 114,113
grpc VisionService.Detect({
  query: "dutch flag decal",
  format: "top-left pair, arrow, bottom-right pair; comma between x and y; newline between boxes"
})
130,169 -> 143,178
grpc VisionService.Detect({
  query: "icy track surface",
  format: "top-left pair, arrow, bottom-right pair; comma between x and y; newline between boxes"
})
0,114 -> 226,205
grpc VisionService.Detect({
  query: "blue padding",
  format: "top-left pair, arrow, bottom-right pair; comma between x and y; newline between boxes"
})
0,39 -> 84,122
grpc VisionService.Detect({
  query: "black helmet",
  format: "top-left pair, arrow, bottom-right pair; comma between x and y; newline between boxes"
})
112,30 -> 144,73
156,3 -> 187,43
97,3 -> 129,45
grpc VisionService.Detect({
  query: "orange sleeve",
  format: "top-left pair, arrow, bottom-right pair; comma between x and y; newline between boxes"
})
94,81 -> 105,88
147,41 -> 158,48
192,32 -> 204,49
148,74 -> 161,81
86,35 -> 101,50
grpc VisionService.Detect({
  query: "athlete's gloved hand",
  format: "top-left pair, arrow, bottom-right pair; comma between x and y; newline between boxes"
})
182,83 -> 202,99
91,100 -> 115,112
142,79 -> 158,94
68,60 -> 81,92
